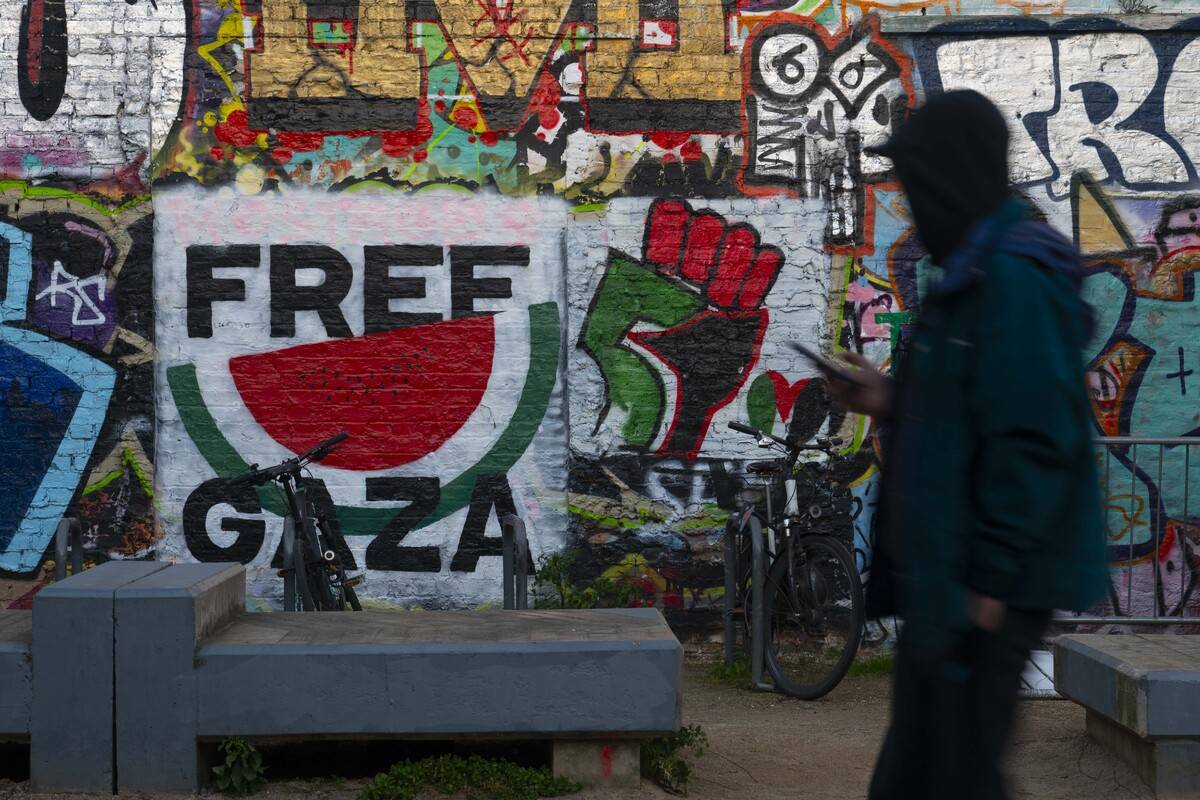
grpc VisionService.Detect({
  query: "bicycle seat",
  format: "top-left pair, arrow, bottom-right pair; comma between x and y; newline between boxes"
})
748,460 -> 784,476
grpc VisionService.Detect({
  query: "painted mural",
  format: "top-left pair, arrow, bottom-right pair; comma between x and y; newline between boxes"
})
1,0 -> 1200,614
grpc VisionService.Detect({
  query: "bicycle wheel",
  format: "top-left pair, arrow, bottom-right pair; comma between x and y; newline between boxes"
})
763,534 -> 863,699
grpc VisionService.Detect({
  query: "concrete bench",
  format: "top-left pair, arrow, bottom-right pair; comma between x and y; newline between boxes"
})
112,564 -> 681,794
1055,634 -> 1200,799
0,612 -> 32,741
32,560 -> 169,793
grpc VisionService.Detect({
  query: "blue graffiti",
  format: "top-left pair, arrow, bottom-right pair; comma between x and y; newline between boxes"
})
0,222 -> 113,573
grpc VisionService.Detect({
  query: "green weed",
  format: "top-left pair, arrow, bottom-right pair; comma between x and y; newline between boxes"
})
531,551 -> 641,609
848,650 -> 894,677
704,656 -> 752,687
359,754 -> 579,800
641,725 -> 708,796
212,737 -> 266,796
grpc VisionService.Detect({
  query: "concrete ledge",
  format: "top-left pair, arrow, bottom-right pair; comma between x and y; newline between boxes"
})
115,563 -> 245,794
553,740 -> 640,789
31,561 -> 169,794
1056,635 -> 1200,798
1055,634 -> 1200,738
0,612 -> 32,739
1088,710 -> 1200,799
194,608 -> 682,739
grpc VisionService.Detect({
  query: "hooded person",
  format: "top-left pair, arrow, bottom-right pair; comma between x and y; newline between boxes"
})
828,90 -> 1108,800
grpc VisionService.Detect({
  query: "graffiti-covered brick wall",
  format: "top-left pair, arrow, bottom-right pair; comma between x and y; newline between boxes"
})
2,0 -> 1200,613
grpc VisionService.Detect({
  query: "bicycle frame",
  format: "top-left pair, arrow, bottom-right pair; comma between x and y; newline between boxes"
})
278,474 -> 327,611
722,423 -> 846,686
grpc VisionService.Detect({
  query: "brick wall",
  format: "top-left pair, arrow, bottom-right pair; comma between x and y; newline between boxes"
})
0,0 -> 1197,612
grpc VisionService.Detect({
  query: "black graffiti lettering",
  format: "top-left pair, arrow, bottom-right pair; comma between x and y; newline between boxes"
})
17,0 -> 68,121
450,246 -> 527,319
270,244 -> 353,338
183,478 -> 266,564
450,473 -> 532,572
186,245 -> 260,338
363,245 -> 443,333
364,476 -> 442,571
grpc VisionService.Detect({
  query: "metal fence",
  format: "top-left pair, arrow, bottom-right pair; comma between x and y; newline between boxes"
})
1050,435 -> 1200,627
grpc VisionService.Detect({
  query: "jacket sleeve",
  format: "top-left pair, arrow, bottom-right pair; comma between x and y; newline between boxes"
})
966,259 -> 1083,600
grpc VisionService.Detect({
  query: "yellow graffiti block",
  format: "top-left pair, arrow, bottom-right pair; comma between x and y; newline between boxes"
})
585,0 -> 740,131
248,0 -> 421,128
431,0 -> 574,126
587,2 -> 737,100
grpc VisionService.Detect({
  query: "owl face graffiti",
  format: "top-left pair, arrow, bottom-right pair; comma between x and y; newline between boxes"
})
741,16 -> 912,248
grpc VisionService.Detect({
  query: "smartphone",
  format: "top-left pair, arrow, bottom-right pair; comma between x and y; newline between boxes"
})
788,342 -> 867,387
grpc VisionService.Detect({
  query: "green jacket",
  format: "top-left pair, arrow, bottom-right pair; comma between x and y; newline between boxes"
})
872,200 -> 1108,651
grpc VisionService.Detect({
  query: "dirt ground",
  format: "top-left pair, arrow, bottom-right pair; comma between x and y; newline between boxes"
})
0,656 -> 1150,800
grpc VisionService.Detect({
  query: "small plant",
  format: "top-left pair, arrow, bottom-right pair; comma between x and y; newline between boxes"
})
704,656 -> 752,687
641,725 -> 708,796
359,754 -> 579,800
1115,0 -> 1155,12
212,737 -> 266,796
849,650 -> 895,677
532,551 -> 642,609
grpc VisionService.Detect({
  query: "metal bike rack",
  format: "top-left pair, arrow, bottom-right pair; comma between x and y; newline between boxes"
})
53,517 -> 83,581
748,513 -> 771,690
500,514 -> 530,610
719,481 -> 775,692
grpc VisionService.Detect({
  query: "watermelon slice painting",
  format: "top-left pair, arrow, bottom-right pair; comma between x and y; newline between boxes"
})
228,315 -> 495,471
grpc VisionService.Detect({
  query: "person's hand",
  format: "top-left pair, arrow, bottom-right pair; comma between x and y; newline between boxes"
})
826,352 -> 893,418
968,592 -> 1007,632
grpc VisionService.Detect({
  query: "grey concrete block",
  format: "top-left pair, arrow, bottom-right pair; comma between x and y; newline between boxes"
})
115,563 -> 245,794
0,612 -> 32,738
31,561 -> 169,794
1087,709 -> 1200,799
553,740 -> 640,789
1056,635 -> 1200,738
195,608 -> 681,738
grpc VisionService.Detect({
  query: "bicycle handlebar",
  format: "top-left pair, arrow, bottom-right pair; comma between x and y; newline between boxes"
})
726,421 -> 842,452
228,432 -> 350,487
299,432 -> 348,463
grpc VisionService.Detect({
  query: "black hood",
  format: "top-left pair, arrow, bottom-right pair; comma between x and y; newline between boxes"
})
868,90 -> 1010,264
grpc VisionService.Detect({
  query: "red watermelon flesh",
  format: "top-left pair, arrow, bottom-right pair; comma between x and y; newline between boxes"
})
228,315 -> 495,470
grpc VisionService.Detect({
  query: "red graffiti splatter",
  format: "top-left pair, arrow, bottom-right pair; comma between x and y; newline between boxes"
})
766,372 -> 811,421
452,105 -> 479,131
481,131 -> 499,147
213,110 -> 261,148
680,140 -> 703,162
229,315 -> 496,470
649,131 -> 690,150
527,71 -> 562,131
600,746 -> 612,779
276,130 -> 325,153
380,100 -> 433,157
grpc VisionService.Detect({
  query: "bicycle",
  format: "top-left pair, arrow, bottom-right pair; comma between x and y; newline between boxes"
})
229,432 -> 363,612
721,421 -> 864,699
